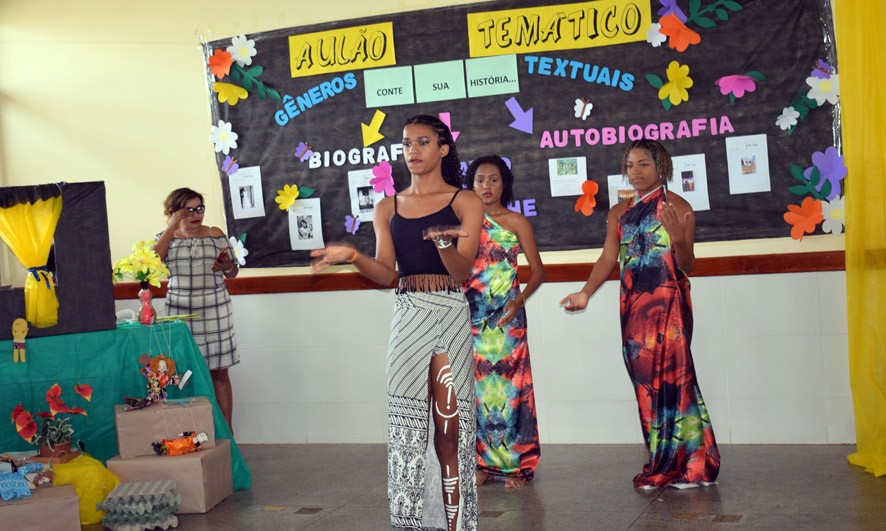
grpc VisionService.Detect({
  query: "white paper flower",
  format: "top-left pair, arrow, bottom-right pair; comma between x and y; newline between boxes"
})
228,236 -> 248,266
646,23 -> 666,47
227,35 -> 257,67
806,73 -> 839,106
776,106 -> 800,130
209,120 -> 238,155
820,196 -> 845,235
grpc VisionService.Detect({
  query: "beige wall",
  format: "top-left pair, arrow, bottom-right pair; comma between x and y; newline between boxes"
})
0,0 -> 842,286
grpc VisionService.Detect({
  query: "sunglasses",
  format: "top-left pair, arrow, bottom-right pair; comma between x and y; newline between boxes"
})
184,205 -> 205,215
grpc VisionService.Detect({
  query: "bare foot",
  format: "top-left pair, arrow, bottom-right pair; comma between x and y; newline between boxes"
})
476,470 -> 489,486
504,477 -> 528,489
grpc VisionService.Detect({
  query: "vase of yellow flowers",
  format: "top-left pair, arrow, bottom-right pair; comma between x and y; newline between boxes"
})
112,240 -> 170,325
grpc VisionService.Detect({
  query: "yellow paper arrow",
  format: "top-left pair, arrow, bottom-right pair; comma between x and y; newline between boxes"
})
361,110 -> 386,147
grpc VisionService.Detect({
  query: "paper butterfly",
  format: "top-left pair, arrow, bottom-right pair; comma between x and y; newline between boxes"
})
221,155 -> 239,176
810,58 -> 834,80
294,141 -> 314,162
370,161 -> 395,196
573,98 -> 593,120
345,213 -> 361,235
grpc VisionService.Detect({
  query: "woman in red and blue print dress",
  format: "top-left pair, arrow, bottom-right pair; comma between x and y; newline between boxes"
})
561,139 -> 720,489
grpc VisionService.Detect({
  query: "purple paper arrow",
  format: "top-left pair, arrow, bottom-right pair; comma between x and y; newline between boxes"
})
505,97 -> 533,134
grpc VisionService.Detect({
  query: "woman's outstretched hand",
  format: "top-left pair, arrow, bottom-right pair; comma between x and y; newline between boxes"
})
310,244 -> 356,273
422,225 -> 468,246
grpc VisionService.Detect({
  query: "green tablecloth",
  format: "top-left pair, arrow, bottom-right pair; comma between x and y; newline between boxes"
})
0,321 -> 251,490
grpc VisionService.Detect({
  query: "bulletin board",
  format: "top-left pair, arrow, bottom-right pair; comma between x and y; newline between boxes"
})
202,0 -> 841,268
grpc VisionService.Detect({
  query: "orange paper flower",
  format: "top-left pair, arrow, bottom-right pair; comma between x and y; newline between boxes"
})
574,180 -> 599,216
208,49 -> 234,79
659,13 -> 701,52
13,408 -> 37,441
783,197 -> 823,240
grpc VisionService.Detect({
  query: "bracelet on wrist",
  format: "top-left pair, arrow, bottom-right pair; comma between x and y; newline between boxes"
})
435,239 -> 453,249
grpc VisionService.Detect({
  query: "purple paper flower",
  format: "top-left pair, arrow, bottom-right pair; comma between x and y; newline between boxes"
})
803,146 -> 846,200
658,0 -> 687,23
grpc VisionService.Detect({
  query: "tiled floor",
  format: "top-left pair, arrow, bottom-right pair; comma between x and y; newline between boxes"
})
143,443 -> 886,530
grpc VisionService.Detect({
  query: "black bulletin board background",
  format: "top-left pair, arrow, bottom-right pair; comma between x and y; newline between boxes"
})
204,0 -> 839,268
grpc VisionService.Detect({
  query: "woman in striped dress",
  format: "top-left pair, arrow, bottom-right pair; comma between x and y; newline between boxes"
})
311,115 -> 484,531
155,188 -> 240,429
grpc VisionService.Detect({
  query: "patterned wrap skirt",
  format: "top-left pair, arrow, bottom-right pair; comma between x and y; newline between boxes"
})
386,289 -> 478,531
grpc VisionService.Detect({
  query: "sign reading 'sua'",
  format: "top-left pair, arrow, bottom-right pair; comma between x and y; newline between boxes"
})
289,22 -> 396,78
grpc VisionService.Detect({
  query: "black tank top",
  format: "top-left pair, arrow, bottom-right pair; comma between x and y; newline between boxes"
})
391,190 -> 461,278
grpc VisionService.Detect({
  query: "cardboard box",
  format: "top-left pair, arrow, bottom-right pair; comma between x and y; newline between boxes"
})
0,484 -> 80,531
107,438 -> 232,514
114,396 -> 215,458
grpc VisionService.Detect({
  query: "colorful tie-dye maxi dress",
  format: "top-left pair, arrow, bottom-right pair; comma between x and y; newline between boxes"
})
463,215 -> 540,481
618,188 -> 720,488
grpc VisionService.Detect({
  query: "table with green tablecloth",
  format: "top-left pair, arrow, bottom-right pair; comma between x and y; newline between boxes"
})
0,321 -> 251,490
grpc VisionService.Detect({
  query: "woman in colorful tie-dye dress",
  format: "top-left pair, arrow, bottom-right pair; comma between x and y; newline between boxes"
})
463,155 -> 545,489
561,140 -> 720,489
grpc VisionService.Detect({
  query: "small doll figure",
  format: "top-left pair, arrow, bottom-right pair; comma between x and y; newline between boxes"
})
124,354 -> 186,410
11,318 -> 28,363
152,431 -> 208,456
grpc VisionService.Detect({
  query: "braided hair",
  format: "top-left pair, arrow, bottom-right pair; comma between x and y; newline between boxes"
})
620,139 -> 674,184
404,115 -> 463,187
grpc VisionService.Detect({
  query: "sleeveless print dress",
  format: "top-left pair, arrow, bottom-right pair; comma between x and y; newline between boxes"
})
618,188 -> 720,487
463,214 -> 540,481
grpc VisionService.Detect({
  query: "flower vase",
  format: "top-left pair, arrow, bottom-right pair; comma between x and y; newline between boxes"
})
33,440 -> 81,464
138,282 -> 157,325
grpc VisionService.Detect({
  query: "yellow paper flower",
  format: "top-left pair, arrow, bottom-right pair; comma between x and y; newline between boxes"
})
658,60 -> 693,106
112,240 -> 170,287
213,82 -> 249,106
275,184 -> 300,211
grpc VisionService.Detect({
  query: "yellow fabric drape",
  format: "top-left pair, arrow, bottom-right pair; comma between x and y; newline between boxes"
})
0,196 -> 63,327
835,2 -> 886,476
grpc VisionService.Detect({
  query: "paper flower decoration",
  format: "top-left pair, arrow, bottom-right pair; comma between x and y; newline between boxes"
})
74,384 -> 93,402
646,23 -> 666,47
227,35 -> 257,67
210,120 -> 238,155
820,196 -> 844,235
213,82 -> 249,106
371,161 -> 396,196
804,146 -> 846,200
295,141 -> 314,162
112,240 -> 170,288
207,49 -> 234,79
228,235 -> 248,266
776,107 -> 800,131
574,179 -> 599,216
222,155 -> 239,176
783,197 -> 823,241
574,98 -> 593,120
657,0 -> 687,22
647,61 -> 693,110
275,184 -> 299,211
806,74 -> 839,106
715,72 -> 765,102
345,214 -> 361,235
658,13 -> 700,53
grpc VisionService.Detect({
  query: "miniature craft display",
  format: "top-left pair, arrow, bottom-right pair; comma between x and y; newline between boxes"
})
124,354 -> 191,410
11,318 -> 28,363
152,431 -> 208,456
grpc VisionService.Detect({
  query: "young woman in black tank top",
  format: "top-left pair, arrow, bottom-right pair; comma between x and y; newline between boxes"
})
311,115 -> 483,531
